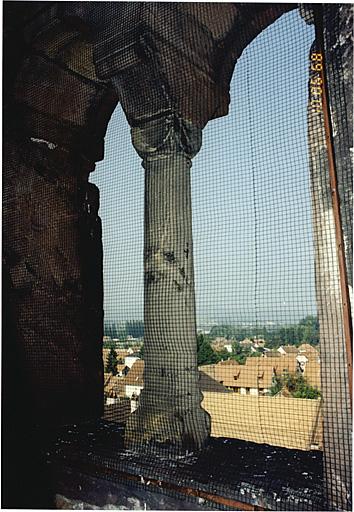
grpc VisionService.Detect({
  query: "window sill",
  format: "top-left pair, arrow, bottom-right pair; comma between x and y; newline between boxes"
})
46,420 -> 324,511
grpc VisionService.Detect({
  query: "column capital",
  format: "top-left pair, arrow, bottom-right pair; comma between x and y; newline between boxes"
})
131,115 -> 202,164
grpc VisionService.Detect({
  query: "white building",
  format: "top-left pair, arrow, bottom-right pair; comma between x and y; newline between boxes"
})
125,355 -> 140,369
124,360 -> 144,412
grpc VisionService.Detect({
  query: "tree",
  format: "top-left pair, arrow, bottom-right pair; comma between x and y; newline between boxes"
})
215,348 -> 230,362
230,341 -> 253,364
209,325 -> 232,338
197,334 -> 218,365
126,320 -> 144,338
103,339 -> 117,349
269,371 -> 321,399
269,376 -> 283,396
104,322 -> 114,339
106,347 -> 118,375
298,315 -> 319,346
138,343 -> 144,359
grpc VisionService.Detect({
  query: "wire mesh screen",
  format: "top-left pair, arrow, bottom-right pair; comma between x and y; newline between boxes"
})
88,5 -> 351,510
94,9 -> 319,438
3,2 -> 352,511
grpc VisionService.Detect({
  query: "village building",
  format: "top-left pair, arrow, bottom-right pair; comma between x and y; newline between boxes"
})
239,338 -> 253,347
211,337 -> 232,353
102,348 -> 139,373
124,360 -> 229,412
124,360 -> 145,412
298,343 -> 319,354
263,350 -> 282,358
277,345 -> 299,355
104,373 -> 126,404
199,354 -> 320,396
253,338 -> 266,348
125,355 -> 140,369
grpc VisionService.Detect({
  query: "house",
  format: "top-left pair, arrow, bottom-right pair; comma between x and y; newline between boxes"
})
217,358 -> 240,366
211,337 -> 231,352
124,360 -> 230,412
125,355 -> 140,369
301,354 -> 321,389
199,372 -> 231,393
253,338 -> 266,348
239,338 -> 253,347
217,362 -> 275,396
124,360 -> 145,411
117,364 -> 130,377
102,348 -> 110,369
200,355 -> 302,396
255,353 -> 321,390
263,350 -> 281,358
275,345 -> 321,389
102,349 -> 130,375
116,349 -> 130,363
104,373 -> 126,404
278,345 -> 299,355
298,343 -> 319,355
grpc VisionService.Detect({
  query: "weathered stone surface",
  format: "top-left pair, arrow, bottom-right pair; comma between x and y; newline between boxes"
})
12,53 -> 118,162
3,11 -> 118,502
47,420 -> 324,511
307,11 -> 352,507
321,7 -> 353,510
323,4 -> 353,304
90,3 -> 293,127
3,135 -> 104,424
125,115 -> 211,454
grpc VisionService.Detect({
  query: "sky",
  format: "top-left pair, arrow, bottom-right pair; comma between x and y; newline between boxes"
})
90,9 -> 317,326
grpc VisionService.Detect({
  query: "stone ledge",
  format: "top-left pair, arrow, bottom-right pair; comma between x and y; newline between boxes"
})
46,420 -> 324,511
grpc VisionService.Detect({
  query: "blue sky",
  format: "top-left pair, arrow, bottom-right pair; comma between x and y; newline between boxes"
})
90,9 -> 316,326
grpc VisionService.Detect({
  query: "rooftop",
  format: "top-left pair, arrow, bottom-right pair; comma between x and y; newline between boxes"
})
279,346 -> 299,354
124,360 -> 145,386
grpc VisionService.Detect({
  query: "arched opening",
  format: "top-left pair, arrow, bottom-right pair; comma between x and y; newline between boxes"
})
94,8 -> 321,453
3,3 -> 351,510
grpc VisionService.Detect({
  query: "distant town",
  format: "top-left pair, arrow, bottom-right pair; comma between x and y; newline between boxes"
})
102,315 -> 322,450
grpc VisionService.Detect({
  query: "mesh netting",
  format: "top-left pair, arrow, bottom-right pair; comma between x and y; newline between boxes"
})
3,2 -> 352,511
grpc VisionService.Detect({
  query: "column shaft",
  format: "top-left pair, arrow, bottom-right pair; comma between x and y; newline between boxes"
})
125,116 -> 211,454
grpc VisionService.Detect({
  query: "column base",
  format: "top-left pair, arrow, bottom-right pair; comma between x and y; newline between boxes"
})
124,404 -> 211,456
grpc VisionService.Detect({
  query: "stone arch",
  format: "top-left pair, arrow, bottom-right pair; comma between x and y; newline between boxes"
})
3,0 -> 293,429
3,2 -> 352,510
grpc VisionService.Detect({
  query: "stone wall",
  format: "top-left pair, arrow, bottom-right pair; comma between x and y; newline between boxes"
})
307,6 -> 353,510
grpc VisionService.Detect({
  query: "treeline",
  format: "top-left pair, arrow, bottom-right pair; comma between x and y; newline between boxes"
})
104,321 -> 144,341
197,334 -> 260,366
209,315 -> 319,348
269,372 -> 321,399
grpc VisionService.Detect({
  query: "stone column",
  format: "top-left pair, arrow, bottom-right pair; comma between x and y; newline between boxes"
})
322,4 -> 353,313
304,5 -> 352,509
124,115 -> 211,455
319,7 -> 353,510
